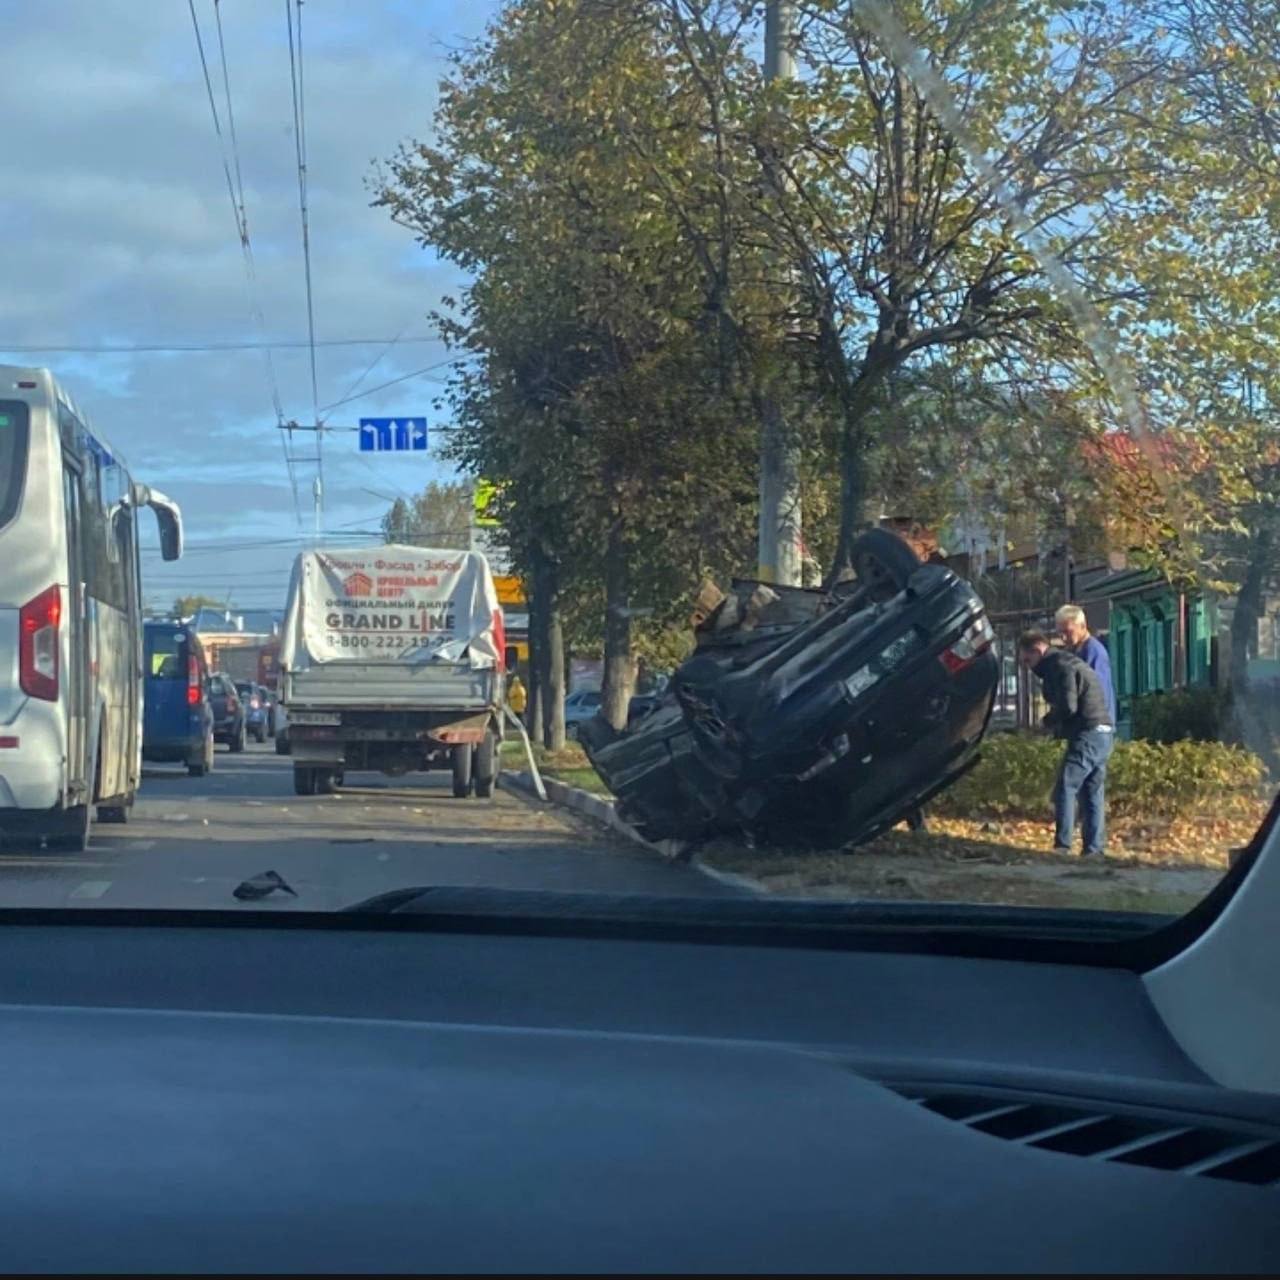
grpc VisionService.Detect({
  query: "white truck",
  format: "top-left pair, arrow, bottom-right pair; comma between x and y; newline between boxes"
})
279,545 -> 507,798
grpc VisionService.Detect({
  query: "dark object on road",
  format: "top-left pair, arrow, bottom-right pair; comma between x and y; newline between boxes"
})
232,870 -> 298,901
579,529 -> 998,850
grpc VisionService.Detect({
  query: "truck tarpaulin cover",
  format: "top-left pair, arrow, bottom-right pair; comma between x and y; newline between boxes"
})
281,546 -> 503,670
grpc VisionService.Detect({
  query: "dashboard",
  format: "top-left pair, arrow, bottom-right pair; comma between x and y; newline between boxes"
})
0,902 -> 1275,1272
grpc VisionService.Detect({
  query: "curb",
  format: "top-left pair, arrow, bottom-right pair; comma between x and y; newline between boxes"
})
501,770 -> 765,895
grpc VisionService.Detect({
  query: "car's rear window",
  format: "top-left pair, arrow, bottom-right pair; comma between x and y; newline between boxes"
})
145,629 -> 188,680
0,402 -> 31,530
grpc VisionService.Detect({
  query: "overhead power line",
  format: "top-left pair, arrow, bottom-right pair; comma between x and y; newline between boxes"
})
188,0 -> 300,529
287,0 -> 322,506
0,336 -> 440,355
318,356 -> 467,414
320,320 -> 414,426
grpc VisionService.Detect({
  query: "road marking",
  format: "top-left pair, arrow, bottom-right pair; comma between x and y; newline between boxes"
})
0,858 -> 104,868
69,880 -> 112,900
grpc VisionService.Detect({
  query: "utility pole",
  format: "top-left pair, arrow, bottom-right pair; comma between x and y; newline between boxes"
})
758,0 -> 803,587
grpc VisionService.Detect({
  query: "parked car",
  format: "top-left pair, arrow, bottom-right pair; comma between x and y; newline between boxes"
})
206,673 -> 247,753
627,693 -> 661,729
142,622 -> 214,777
235,682 -> 270,744
563,688 -> 602,738
580,530 -> 999,850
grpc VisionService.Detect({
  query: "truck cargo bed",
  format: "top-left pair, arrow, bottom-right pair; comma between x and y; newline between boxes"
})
285,662 -> 495,710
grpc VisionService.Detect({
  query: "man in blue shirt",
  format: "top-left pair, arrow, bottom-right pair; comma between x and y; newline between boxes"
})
1056,604 -> 1117,725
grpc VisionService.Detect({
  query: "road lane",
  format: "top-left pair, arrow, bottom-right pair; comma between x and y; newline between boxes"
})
0,743 -> 735,910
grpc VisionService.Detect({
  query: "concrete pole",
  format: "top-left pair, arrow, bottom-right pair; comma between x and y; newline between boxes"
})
758,0 -> 804,586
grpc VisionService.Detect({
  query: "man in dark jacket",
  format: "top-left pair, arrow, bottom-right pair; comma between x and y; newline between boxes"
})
1018,630 -> 1115,857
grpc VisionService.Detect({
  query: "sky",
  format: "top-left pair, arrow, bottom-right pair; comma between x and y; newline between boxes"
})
0,0 -> 499,614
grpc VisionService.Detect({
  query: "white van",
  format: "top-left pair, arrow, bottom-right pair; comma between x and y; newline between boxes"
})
0,367 -> 181,849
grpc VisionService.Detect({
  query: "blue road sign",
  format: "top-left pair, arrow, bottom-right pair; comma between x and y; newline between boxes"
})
358,417 -> 428,453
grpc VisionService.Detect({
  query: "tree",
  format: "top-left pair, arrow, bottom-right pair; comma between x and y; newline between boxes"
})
380,481 -> 473,548
376,0 -> 763,733
654,0 -> 1202,579
173,594 -> 226,620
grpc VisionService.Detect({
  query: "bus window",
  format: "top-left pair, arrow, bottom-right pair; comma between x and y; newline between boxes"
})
0,402 -> 30,530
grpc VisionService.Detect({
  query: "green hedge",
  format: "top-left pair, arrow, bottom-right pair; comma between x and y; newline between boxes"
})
933,732 -> 1266,820
1131,687 -> 1231,744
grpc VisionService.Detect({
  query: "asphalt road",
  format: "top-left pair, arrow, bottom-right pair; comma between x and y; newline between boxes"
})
0,742 -> 734,911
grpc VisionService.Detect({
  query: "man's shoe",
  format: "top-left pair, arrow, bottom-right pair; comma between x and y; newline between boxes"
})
1081,848 -> 1106,859
1052,844 -> 1072,854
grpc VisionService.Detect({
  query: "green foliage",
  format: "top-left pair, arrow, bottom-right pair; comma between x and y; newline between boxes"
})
381,483 -> 472,549
935,732 -> 1265,820
173,595 -> 225,620
1131,688 -> 1232,745
371,0 -> 1280,701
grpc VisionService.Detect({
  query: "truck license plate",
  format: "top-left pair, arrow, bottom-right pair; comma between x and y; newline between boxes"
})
290,712 -> 341,726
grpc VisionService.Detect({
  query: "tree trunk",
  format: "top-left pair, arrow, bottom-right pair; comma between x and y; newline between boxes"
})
601,522 -> 635,731
1230,524 -> 1273,692
542,601 -> 566,751
526,579 -> 542,734
530,545 -> 566,751
820,331 -> 889,587
827,414 -> 870,585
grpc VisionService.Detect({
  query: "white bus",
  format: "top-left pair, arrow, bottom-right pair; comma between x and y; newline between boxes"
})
0,366 -> 182,850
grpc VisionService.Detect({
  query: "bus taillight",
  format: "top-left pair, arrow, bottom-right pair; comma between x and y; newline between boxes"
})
19,585 -> 61,701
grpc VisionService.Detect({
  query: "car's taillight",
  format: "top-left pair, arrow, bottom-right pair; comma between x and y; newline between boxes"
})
19,585 -> 61,701
187,654 -> 201,705
940,614 -> 995,675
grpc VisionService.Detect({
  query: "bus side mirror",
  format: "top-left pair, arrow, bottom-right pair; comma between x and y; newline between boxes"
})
137,486 -> 183,561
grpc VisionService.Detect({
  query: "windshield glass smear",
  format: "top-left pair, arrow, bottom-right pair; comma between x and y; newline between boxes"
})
0,0 -> 1272,922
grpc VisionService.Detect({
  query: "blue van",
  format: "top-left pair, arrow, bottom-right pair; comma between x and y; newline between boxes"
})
142,622 -> 215,777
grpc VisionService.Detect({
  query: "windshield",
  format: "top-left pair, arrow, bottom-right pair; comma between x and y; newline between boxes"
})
0,0 -> 1273,925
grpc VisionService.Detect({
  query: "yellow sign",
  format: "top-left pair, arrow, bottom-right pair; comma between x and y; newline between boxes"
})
473,479 -> 501,528
494,575 -> 525,607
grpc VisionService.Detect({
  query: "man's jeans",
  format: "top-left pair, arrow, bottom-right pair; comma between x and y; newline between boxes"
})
1054,728 -> 1114,854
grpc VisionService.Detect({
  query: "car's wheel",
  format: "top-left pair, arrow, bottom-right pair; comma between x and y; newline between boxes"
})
315,770 -> 337,796
97,799 -> 130,824
851,528 -> 922,598
451,743 -> 473,798
293,766 -> 317,796
230,721 -> 246,754
188,731 -> 214,777
473,731 -> 497,799
255,725 -> 267,744
275,732 -> 290,756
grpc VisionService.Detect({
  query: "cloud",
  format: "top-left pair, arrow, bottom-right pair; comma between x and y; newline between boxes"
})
0,0 -> 496,607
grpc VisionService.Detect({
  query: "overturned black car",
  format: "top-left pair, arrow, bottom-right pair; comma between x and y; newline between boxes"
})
579,531 -> 999,851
